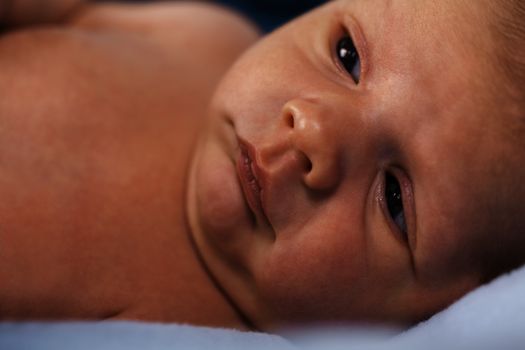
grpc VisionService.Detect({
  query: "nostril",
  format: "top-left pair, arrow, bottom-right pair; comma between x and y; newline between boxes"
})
305,158 -> 313,173
297,151 -> 312,173
284,113 -> 295,129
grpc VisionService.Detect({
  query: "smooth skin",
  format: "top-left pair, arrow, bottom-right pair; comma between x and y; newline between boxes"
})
188,0 -> 519,329
0,0 -> 518,332
0,0 -> 259,328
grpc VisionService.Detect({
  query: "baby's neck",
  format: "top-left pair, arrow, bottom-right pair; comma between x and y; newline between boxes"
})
106,217 -> 249,329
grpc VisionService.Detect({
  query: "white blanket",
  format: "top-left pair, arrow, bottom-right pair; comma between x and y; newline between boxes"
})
2,265 -> 525,350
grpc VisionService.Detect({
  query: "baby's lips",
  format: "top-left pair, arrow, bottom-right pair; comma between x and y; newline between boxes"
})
237,137 -> 272,227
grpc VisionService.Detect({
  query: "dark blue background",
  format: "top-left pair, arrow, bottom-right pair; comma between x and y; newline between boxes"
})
215,0 -> 327,32
119,0 -> 327,32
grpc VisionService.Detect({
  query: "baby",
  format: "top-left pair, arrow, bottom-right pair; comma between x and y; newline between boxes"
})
0,0 -> 524,332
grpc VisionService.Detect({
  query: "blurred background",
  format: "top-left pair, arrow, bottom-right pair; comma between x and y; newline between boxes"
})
213,0 -> 327,32
121,0 -> 328,32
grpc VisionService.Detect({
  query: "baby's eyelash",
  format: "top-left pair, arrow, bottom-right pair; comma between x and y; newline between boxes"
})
385,172 -> 408,240
335,14 -> 370,85
336,34 -> 361,84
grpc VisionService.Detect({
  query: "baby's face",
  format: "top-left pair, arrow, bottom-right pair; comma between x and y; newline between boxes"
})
187,0 -> 506,328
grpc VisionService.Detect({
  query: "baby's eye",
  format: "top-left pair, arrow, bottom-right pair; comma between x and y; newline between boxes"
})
385,172 -> 408,240
336,35 -> 361,84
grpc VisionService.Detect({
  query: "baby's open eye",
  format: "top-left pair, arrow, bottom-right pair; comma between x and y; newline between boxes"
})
385,172 -> 408,240
336,35 -> 361,84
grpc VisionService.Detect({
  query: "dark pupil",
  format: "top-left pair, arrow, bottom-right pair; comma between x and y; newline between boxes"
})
337,36 -> 358,72
385,173 -> 403,221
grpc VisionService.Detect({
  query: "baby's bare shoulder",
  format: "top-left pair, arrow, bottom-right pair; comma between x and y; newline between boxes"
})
0,1 -> 260,127
0,2 -> 260,85
70,2 -> 260,64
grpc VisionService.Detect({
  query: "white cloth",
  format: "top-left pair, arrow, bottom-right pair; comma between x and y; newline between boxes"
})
2,265 -> 525,350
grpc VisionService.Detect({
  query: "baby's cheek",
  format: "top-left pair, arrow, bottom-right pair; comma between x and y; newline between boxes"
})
253,228 -> 368,320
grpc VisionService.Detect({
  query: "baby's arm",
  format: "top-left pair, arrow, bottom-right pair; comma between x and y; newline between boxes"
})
0,0 -> 86,28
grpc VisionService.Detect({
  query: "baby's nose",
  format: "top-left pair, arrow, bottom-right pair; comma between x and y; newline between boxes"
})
281,98 -> 342,192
